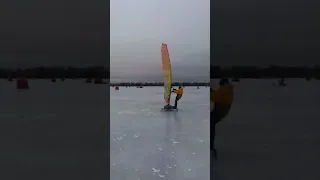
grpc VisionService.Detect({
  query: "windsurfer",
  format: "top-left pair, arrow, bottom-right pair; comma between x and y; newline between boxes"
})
211,78 -> 233,159
171,86 -> 183,109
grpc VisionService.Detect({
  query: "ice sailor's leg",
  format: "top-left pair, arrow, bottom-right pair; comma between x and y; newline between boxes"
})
211,111 -> 218,160
174,99 -> 178,108
174,95 -> 181,108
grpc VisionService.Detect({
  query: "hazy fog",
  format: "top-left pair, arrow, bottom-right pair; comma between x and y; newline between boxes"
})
110,0 -> 210,81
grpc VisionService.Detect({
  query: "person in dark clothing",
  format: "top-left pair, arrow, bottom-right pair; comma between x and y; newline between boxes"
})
172,86 -> 183,109
210,79 -> 233,160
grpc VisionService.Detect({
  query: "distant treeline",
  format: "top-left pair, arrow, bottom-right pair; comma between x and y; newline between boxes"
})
0,66 -> 109,79
211,65 -> 320,79
1,65 -> 320,80
110,82 -> 209,87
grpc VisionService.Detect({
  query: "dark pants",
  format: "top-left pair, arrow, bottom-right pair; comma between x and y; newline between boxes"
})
210,111 -> 221,151
174,94 -> 182,108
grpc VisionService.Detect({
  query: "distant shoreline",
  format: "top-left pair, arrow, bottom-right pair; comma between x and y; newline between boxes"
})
1,77 -> 210,86
1,65 -> 319,80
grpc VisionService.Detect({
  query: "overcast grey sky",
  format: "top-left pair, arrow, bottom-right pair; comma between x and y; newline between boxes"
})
212,0 -> 320,66
0,0 -> 108,68
1,0 -> 316,79
110,0 -> 210,79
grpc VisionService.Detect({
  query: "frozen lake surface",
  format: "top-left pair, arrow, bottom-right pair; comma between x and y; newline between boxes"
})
111,86 -> 210,180
211,79 -> 320,180
1,79 -> 320,180
0,79 -> 110,180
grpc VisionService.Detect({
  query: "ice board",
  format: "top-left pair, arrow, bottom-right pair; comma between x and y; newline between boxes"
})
161,104 -> 178,111
161,108 -> 178,111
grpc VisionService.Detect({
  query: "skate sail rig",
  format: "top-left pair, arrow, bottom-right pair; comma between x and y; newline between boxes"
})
161,43 -> 172,105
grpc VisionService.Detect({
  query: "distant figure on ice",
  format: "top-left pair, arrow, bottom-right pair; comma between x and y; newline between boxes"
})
278,78 -> 286,86
211,78 -> 233,160
94,77 -> 103,84
85,78 -> 92,83
171,86 -> 183,109
232,77 -> 240,82
272,78 -> 287,87
17,77 -> 29,90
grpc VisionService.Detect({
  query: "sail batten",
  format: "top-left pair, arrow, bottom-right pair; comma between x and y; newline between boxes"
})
161,43 -> 172,105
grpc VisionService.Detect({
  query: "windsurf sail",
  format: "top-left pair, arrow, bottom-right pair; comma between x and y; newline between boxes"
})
161,43 -> 172,105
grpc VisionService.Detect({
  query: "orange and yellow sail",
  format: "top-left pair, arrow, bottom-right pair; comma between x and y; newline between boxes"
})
161,43 -> 172,105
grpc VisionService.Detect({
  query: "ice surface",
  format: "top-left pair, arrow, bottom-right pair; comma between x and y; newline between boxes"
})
0,80 -> 210,180
1,79 -> 319,180
211,79 -> 320,180
0,79 -> 110,180
111,86 -> 210,180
